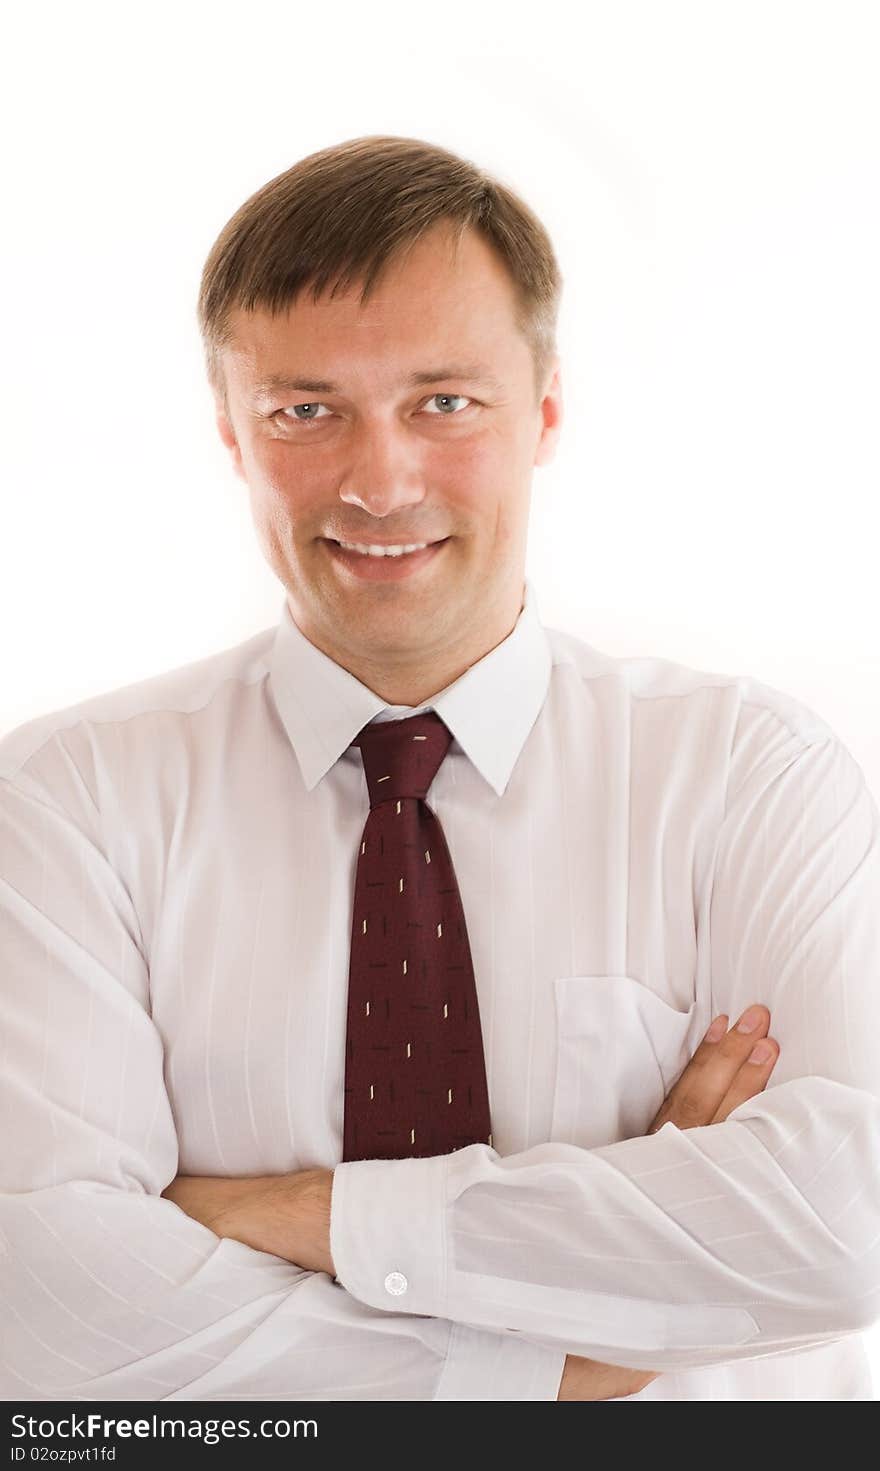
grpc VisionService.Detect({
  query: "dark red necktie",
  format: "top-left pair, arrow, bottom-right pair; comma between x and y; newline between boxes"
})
342,711 -> 493,1162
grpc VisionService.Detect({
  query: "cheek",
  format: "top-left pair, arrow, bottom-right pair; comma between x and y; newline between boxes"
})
437,433 -> 527,534
251,444 -> 326,518
449,429 -> 503,472
256,440 -> 304,492
428,432 -> 504,505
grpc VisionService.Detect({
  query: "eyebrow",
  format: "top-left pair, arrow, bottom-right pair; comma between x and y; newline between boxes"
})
252,364 -> 505,397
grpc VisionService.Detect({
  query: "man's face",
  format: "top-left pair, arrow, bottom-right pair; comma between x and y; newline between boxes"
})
214,222 -> 562,693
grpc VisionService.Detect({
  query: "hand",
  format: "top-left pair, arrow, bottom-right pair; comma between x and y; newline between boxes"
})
557,1004 -> 780,1400
646,1003 -> 779,1135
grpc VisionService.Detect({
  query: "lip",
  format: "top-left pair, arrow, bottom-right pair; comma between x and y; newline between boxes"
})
323,537 -> 449,581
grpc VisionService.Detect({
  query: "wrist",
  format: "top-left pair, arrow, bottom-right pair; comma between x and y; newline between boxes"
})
280,1167 -> 335,1276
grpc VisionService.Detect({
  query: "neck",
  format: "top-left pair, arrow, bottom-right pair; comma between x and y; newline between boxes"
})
291,582 -> 526,707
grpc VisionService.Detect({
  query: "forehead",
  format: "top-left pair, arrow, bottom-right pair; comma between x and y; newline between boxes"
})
222,224 -> 526,388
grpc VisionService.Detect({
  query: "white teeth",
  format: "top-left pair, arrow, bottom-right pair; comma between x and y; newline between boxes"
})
337,541 -> 430,557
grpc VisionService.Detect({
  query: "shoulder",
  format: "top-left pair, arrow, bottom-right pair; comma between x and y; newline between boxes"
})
0,622 -> 276,788
544,621 -> 836,743
542,621 -> 875,828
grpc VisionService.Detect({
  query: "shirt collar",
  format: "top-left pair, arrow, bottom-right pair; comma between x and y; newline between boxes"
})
267,577 -> 553,797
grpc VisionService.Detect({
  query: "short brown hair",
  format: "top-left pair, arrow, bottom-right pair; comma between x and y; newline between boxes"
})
197,134 -> 563,411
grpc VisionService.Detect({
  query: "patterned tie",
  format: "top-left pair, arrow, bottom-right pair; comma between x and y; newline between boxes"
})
342,711 -> 493,1162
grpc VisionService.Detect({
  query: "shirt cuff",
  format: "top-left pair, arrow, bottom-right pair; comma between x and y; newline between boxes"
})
330,1151 -> 450,1318
330,1154 -> 565,1400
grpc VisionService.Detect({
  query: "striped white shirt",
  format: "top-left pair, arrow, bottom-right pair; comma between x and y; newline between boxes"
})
2,577 -> 879,1400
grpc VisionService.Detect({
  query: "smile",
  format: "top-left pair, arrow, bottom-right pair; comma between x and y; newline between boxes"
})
324,538 -> 450,581
337,540 -> 432,557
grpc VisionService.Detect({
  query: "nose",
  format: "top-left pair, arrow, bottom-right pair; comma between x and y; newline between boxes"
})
337,416 -> 427,518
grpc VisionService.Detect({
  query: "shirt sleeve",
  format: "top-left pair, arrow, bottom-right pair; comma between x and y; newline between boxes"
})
0,768 -> 564,1402
331,731 -> 880,1373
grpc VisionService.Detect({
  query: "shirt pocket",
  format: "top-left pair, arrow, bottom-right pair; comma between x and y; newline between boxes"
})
550,974 -> 698,1148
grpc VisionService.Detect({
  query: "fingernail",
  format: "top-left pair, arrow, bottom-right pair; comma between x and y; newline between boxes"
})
748,1040 -> 772,1063
736,1006 -> 763,1033
705,1014 -> 727,1043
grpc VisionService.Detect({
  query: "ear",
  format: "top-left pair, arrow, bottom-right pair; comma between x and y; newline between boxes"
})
534,357 -> 563,468
213,390 -> 247,482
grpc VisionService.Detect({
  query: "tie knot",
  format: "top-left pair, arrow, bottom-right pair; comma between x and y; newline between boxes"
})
352,711 -> 453,807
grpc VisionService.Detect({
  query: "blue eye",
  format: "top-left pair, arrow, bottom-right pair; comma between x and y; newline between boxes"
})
285,402 -> 329,423
423,394 -> 471,414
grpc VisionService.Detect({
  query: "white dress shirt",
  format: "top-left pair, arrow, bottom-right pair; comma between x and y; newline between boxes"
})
2,577 -> 879,1402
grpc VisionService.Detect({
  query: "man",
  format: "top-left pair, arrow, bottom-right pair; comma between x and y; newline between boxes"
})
2,135 -> 879,1402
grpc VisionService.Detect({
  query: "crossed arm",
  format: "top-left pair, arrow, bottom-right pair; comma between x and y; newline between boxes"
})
160,732 -> 880,1394
3,730 -> 879,1400
160,1004 -> 783,1270
161,1006 -> 782,1399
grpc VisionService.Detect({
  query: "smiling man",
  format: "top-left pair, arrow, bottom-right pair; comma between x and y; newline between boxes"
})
2,134 -> 879,1404
215,217 -> 556,708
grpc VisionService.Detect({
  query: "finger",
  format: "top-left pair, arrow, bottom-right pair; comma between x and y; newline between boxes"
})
710,1035 -> 780,1123
648,1004 -> 772,1133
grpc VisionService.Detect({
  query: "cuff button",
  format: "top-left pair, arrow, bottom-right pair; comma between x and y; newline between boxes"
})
384,1271 -> 408,1296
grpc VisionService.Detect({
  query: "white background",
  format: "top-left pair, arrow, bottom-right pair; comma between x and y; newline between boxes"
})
2,0 -> 878,1395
